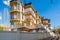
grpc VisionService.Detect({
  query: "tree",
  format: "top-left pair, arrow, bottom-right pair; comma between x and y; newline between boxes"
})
53,27 -> 60,34
0,26 -> 3,31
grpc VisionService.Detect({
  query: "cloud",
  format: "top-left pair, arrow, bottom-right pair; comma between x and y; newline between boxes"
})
3,0 -> 11,6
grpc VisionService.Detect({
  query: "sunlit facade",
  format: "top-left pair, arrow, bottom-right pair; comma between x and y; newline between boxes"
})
10,0 -> 50,32
41,17 -> 50,28
10,0 -> 20,29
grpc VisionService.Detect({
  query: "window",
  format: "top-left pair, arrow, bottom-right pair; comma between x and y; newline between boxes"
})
11,13 -> 20,19
20,13 -> 22,21
24,23 -> 26,27
30,15 -> 32,18
22,23 -> 26,27
14,14 -> 17,19
33,14 -> 36,17
11,22 -> 14,25
16,14 -> 19,19
23,16 -> 25,20
11,22 -> 18,25
14,22 -> 18,25
24,9 -> 26,13
14,5 -> 17,10
34,19 -> 36,24
11,14 -> 14,19
17,5 -> 20,10
11,5 -> 17,11
11,6 -> 14,11
28,11 -> 31,14
30,22 -> 32,26
20,5 -> 22,12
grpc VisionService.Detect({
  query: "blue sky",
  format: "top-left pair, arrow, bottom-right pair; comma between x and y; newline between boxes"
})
0,0 -> 60,28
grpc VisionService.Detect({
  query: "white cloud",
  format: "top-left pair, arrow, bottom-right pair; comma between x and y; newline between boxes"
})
3,0 -> 11,6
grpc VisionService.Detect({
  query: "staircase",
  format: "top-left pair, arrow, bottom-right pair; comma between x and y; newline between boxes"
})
39,24 -> 60,40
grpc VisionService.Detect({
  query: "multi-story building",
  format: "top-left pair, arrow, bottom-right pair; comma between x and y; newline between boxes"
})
10,0 -> 50,32
41,17 -> 50,28
10,0 -> 20,29
0,25 -> 11,31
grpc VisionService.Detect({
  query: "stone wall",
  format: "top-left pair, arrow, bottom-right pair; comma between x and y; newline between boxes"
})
0,31 -> 51,40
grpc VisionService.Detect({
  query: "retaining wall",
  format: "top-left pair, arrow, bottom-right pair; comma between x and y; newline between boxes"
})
0,31 -> 51,40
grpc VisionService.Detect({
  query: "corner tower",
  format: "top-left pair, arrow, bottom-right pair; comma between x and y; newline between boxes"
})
10,0 -> 20,29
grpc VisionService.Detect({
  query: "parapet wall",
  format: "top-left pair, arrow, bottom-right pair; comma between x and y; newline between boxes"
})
0,31 -> 51,40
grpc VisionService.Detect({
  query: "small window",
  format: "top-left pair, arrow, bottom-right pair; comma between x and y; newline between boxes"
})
14,6 -> 17,10
11,22 -> 14,25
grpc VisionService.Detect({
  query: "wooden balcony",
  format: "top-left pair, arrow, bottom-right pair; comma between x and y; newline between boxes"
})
10,9 -> 20,14
25,12 -> 31,16
10,1 -> 20,6
10,19 -> 20,22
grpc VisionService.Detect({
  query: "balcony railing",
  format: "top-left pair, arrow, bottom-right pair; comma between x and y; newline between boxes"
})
11,18 -> 20,20
10,19 -> 20,22
11,9 -> 20,12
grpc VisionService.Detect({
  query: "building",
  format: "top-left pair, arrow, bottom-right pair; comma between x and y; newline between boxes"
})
10,0 -> 50,32
0,25 -> 11,31
41,17 -> 50,28
3,27 -> 11,31
10,0 -> 20,29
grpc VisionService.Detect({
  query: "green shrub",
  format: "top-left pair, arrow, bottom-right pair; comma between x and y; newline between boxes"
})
0,26 -> 3,30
